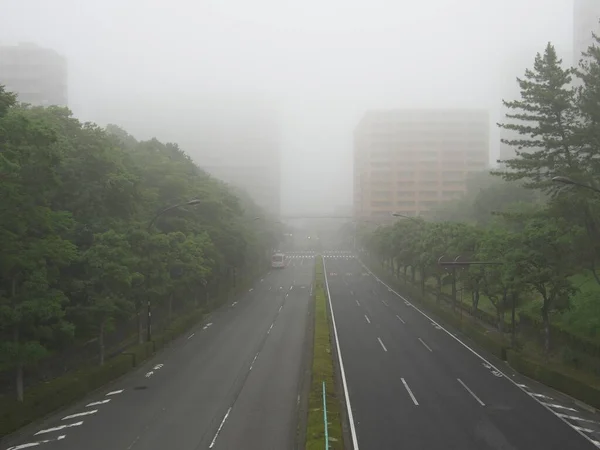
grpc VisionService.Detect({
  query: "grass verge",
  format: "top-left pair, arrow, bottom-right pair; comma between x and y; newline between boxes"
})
305,256 -> 344,450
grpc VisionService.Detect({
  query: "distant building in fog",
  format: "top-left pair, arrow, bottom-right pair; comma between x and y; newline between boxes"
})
353,109 -> 489,220
0,42 -> 67,106
192,101 -> 281,217
573,0 -> 600,65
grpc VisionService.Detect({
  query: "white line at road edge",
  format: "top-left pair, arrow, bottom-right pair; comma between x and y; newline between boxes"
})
457,378 -> 485,406
323,259 -> 360,450
377,337 -> 388,352
7,435 -> 66,450
359,260 -> 598,447
401,378 -> 419,405
209,407 -> 232,448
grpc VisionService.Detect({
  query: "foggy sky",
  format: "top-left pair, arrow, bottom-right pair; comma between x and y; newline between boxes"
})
1,0 -> 574,215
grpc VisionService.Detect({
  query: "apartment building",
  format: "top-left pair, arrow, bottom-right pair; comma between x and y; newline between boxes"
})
574,0 -> 600,65
353,109 -> 489,220
0,42 -> 68,106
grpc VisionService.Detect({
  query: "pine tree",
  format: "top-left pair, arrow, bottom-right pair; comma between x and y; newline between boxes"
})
493,43 -> 581,194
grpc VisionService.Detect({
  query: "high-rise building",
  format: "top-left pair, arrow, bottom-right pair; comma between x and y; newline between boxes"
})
0,42 -> 68,106
353,109 -> 489,220
193,102 -> 281,217
573,0 -> 600,65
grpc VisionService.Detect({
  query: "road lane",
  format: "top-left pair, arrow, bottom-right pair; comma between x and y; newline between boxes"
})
212,259 -> 314,449
324,255 -> 599,450
2,261 -> 314,450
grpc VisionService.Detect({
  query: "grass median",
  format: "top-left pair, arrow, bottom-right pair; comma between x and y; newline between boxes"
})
305,256 -> 344,450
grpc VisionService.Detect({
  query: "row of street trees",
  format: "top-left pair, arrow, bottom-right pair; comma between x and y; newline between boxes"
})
0,88 -> 278,400
359,36 -> 600,357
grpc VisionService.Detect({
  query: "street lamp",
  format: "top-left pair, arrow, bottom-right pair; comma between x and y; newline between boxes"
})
391,212 -> 422,224
552,176 -> 600,194
146,199 -> 202,342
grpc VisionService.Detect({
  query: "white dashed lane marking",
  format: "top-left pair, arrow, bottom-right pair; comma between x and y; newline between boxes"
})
62,409 -> 97,420
35,421 -> 83,435
106,389 -> 124,396
87,399 -> 110,407
7,435 -> 66,450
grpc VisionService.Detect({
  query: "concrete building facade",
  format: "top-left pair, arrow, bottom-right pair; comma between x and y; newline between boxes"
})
0,42 -> 67,106
353,109 -> 489,220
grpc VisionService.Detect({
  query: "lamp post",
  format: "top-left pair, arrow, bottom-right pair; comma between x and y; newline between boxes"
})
391,212 -> 422,224
146,199 -> 202,342
552,176 -> 600,194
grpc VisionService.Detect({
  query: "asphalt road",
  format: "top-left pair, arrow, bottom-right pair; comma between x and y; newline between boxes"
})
324,254 -> 600,450
3,256 -> 315,450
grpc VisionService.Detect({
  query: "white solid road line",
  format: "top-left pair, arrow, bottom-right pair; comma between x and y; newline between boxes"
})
377,337 -> 388,352
396,314 -> 405,324
457,378 -> 486,406
209,407 -> 232,448
268,323 -> 274,334
418,338 -> 433,352
202,323 -> 213,330
358,260 -> 600,448
364,315 -> 371,324
86,399 -> 110,407
401,378 -> 419,406
250,352 -> 259,370
106,389 -> 124,396
62,409 -> 98,420
323,260 -> 360,450
7,435 -> 66,450
35,421 -> 83,435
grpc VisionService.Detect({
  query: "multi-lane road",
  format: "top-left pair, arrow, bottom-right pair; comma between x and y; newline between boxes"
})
324,253 -> 600,449
3,255 -> 315,450
5,250 -> 600,450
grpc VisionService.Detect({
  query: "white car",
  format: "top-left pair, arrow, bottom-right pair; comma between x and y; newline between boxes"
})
271,253 -> 285,268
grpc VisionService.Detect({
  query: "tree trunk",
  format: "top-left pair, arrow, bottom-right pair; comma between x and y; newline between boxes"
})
420,268 -> 426,296
16,362 -> 24,402
541,303 -> 551,355
411,267 -> 416,283
168,293 -> 173,323
511,292 -> 517,348
137,310 -> 144,345
14,324 -> 24,402
436,276 -> 442,304
99,321 -> 105,366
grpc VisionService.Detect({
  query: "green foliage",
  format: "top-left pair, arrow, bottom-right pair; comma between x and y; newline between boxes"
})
0,85 -> 275,402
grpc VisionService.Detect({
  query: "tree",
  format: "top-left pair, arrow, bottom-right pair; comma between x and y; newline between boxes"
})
508,217 -> 579,353
495,43 -> 581,194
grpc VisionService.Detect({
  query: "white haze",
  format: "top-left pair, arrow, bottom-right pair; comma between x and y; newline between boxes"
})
1,0 -> 573,215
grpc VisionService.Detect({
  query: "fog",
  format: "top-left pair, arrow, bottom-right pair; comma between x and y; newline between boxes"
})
1,0 -> 573,215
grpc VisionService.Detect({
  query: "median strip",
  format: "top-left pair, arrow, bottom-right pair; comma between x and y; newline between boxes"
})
305,255 -> 344,450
